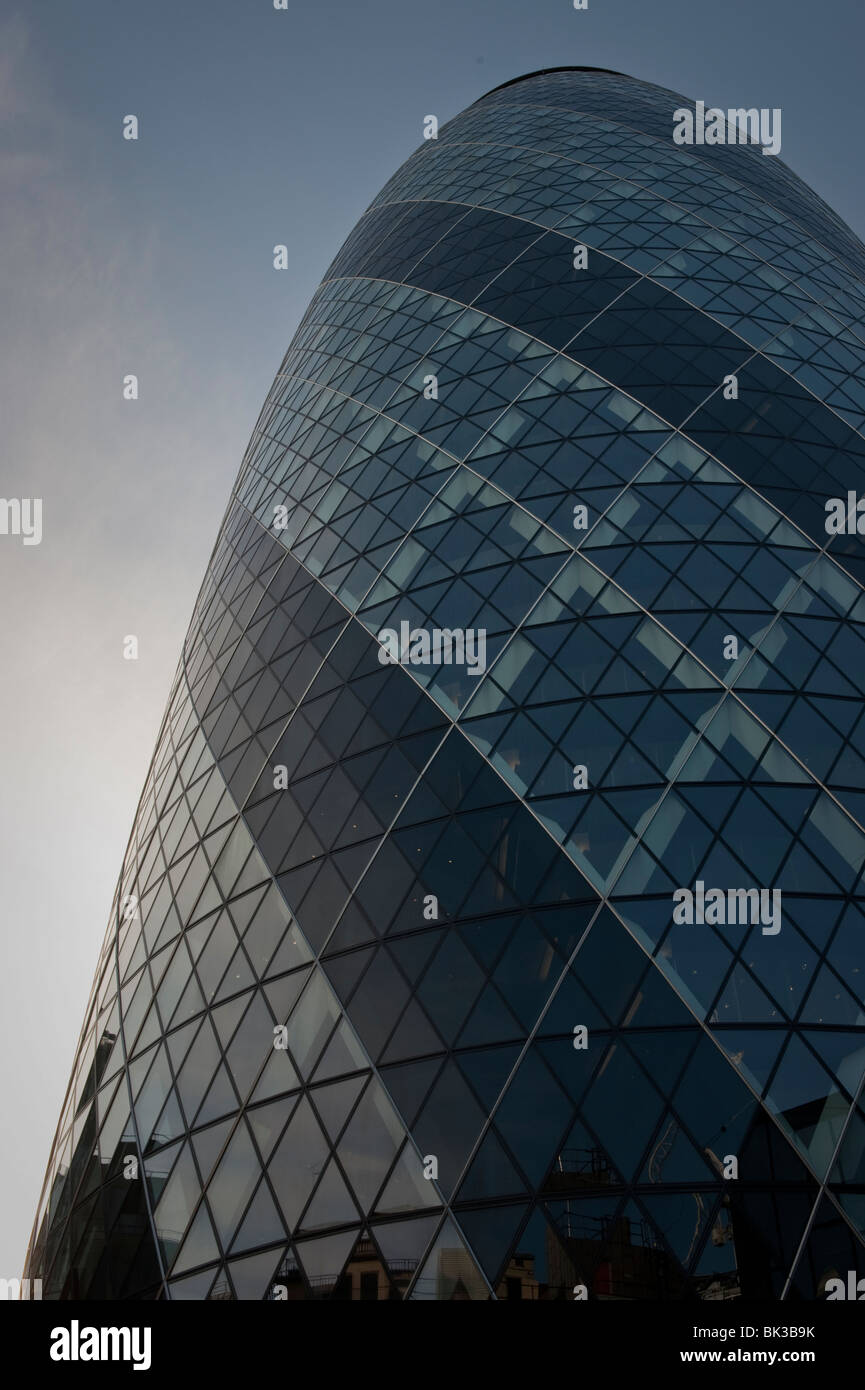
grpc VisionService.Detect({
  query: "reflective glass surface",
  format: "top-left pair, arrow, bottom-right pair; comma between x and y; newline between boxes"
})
25,66 -> 865,1301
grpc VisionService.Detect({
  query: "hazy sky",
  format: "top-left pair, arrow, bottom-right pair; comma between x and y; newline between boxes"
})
2,0 -> 864,1278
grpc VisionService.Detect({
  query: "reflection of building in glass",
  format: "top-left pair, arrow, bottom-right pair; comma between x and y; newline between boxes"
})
25,66 -> 865,1300
496,1251 -> 540,1301
266,1238 -> 414,1300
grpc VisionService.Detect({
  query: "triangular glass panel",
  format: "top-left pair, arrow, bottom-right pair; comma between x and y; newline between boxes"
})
191,1118 -> 234,1186
249,1046 -> 301,1104
374,1141 -> 443,1215
211,993 -> 253,1050
153,1142 -> 201,1268
638,1115 -> 718,1185
247,1095 -> 297,1162
149,1088 -> 185,1152
170,1201 -> 220,1276
206,1120 -> 261,1248
457,1127 -> 528,1201
230,1178 -> 286,1254
194,1063 -> 238,1127
264,968 -> 311,1024
379,1057 -> 442,1128
168,1266 -> 221,1300
311,1075 -> 367,1142
226,1247 -> 284,1301
295,1227 -> 360,1297
300,1158 -> 360,1231
268,1096 -> 330,1229
408,1216 -> 489,1300
457,1203 -> 531,1291
312,1016 -> 370,1080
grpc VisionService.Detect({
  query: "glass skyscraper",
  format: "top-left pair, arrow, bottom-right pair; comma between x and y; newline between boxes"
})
26,67 -> 865,1301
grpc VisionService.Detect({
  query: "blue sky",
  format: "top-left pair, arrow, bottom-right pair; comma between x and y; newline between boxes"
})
2,0 -> 863,1276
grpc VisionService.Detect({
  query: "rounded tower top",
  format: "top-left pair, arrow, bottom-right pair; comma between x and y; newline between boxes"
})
478,66 -> 634,100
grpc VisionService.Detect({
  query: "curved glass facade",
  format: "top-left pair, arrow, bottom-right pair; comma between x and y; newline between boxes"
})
26,67 -> 865,1301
